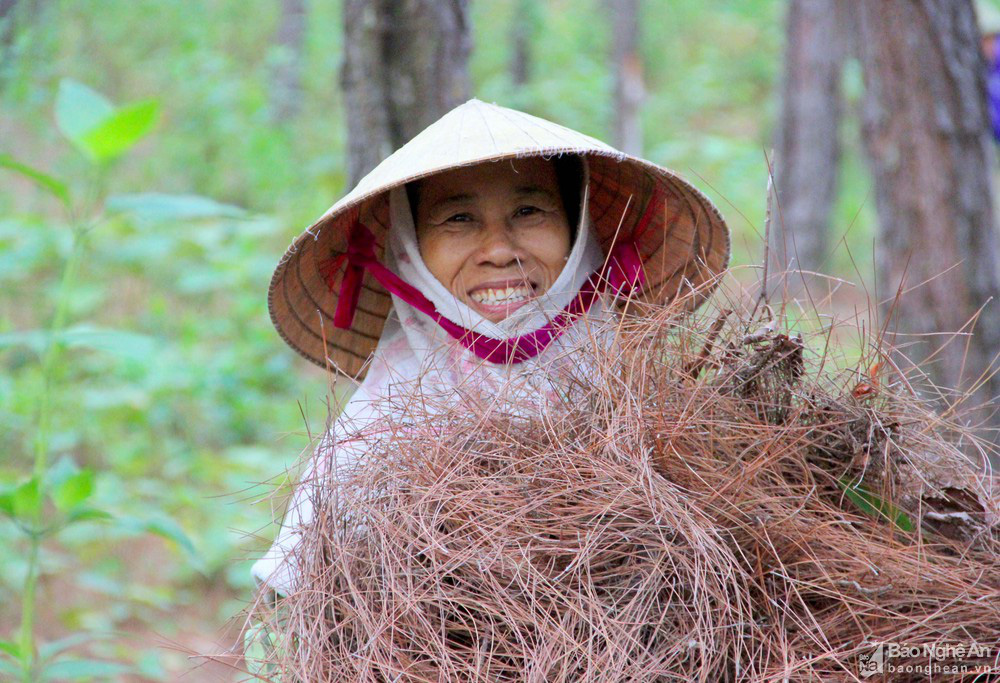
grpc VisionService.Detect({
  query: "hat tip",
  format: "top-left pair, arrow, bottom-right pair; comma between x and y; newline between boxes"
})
462,97 -> 500,110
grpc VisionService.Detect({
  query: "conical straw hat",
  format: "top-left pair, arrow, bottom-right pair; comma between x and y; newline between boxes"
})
269,99 -> 731,378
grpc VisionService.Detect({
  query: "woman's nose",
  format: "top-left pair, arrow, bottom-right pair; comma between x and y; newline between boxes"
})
475,218 -> 523,267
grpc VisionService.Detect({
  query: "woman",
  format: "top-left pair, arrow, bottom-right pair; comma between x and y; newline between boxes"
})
253,98 -> 730,596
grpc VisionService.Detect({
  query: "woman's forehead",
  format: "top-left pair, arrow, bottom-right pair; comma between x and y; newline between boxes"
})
413,158 -> 560,205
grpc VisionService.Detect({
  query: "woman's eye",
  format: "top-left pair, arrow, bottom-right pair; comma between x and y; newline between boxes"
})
446,213 -> 473,223
515,206 -> 541,217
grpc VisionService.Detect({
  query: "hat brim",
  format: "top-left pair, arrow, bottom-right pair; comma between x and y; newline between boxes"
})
268,150 -> 730,379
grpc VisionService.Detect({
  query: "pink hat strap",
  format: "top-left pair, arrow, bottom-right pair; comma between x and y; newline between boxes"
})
318,191 -> 660,364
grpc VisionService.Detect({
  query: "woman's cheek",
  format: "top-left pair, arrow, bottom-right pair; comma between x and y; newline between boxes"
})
421,232 -> 471,289
525,222 -> 571,271
417,232 -> 448,282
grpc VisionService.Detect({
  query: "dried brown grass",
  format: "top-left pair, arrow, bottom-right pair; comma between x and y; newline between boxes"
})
245,281 -> 1000,681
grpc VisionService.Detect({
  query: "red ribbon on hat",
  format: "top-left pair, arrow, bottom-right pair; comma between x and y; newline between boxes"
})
318,190 -> 660,364
318,220 -> 378,329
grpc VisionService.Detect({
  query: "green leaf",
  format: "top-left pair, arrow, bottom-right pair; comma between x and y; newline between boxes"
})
116,516 -> 203,571
50,470 -> 94,512
0,639 -> 19,659
0,328 -> 48,355
243,620 -> 277,675
0,325 -> 159,361
0,487 -> 14,517
40,658 -> 130,680
64,507 -> 113,525
12,476 -> 42,519
38,634 -> 93,661
60,326 -> 159,361
838,476 -> 914,532
0,154 -> 71,208
142,517 -> 198,556
77,99 -> 159,161
54,79 -> 114,148
106,192 -> 247,221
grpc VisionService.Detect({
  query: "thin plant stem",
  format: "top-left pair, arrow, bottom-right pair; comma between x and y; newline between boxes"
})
18,226 -> 88,681
32,229 -> 86,477
19,541 -> 40,683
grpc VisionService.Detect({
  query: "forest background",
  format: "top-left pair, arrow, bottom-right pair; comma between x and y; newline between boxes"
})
1,0 -> 998,681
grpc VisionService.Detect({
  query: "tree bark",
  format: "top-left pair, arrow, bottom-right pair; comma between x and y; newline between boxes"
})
0,0 -> 45,96
340,0 -> 471,186
855,0 -> 1000,457
269,0 -> 307,123
509,0 -> 534,86
0,0 -> 20,88
0,0 -> 16,45
608,0 -> 644,156
771,0 -> 848,274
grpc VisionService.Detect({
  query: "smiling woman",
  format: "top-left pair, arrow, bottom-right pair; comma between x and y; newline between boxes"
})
253,98 -> 730,597
410,158 -> 573,323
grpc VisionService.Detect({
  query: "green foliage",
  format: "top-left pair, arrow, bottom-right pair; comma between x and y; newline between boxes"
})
838,476 -> 915,532
0,78 -> 156,681
0,155 -> 71,208
55,79 -> 160,163
0,74 -> 311,681
106,192 -> 247,221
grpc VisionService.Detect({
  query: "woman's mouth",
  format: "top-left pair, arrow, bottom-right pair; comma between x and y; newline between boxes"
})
467,282 -> 537,318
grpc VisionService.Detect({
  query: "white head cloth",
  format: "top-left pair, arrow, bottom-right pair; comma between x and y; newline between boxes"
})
252,158 -> 611,594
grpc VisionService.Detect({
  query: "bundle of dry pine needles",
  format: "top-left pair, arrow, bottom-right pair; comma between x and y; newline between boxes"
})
244,282 -> 1000,681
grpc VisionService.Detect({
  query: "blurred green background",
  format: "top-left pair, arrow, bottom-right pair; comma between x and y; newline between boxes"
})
0,0 -> 882,679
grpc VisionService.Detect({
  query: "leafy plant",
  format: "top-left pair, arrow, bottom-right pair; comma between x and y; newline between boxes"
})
0,78 -> 201,683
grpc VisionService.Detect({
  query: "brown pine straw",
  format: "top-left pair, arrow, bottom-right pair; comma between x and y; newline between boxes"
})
244,280 -> 1000,682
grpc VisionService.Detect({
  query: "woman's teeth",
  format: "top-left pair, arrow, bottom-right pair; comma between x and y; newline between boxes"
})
470,286 -> 533,305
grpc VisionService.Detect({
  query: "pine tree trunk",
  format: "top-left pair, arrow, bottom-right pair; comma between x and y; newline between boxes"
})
270,0 -> 306,123
0,0 -> 20,89
510,0 -> 533,86
341,0 -> 394,185
0,0 -> 46,95
0,0 -> 16,47
771,0 -> 847,274
609,0 -> 644,156
855,0 -> 1000,461
340,0 -> 471,186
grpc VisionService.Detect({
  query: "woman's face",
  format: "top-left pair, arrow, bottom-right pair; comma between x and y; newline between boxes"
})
412,158 -> 573,323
